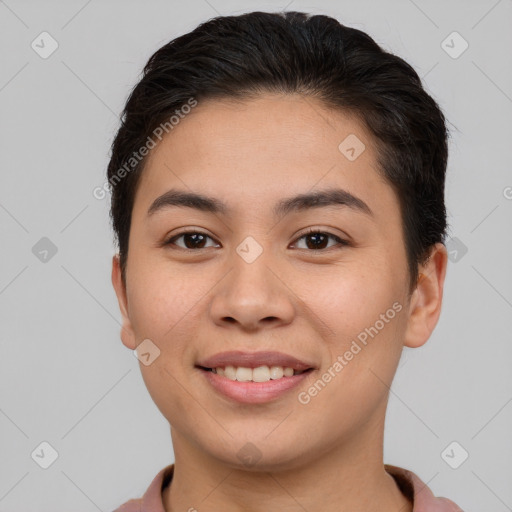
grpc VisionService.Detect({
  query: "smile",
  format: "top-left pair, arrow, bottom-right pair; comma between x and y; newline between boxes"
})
199,365 -> 311,382
197,365 -> 315,404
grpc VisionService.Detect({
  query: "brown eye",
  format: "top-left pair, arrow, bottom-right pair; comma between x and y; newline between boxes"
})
293,230 -> 348,251
166,231 -> 219,250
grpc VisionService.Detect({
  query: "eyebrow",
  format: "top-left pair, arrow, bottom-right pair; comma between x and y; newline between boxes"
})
147,187 -> 373,218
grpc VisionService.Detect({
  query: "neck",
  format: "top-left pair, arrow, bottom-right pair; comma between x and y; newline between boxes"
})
163,415 -> 412,512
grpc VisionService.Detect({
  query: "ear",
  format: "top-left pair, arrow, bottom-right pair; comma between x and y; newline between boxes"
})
403,243 -> 448,348
111,254 -> 137,350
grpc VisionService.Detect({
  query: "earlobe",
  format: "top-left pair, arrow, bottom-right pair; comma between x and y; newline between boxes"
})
403,243 -> 448,349
111,254 -> 137,350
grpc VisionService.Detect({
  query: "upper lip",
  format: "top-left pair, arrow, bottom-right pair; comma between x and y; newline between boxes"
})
196,350 -> 316,371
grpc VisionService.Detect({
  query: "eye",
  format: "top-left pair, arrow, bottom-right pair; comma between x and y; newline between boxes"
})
164,229 -> 349,251
292,229 -> 349,251
165,231 -> 220,250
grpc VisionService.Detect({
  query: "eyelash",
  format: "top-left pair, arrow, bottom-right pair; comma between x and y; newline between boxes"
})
164,227 -> 350,252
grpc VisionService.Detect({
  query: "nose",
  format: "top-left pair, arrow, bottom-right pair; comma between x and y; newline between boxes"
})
208,251 -> 295,332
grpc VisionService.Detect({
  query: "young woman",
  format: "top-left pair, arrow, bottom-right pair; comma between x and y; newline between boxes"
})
109,11 -> 463,512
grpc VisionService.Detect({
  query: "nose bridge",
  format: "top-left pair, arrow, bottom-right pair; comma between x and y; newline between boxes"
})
232,240 -> 274,295
209,236 -> 294,329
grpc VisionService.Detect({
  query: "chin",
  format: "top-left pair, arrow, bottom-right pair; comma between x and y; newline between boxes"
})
205,435 -> 316,473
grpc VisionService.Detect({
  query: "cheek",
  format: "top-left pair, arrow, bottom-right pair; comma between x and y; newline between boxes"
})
126,265 -> 205,424
299,281 -> 407,442
312,255 -> 408,386
313,255 -> 404,335
126,258 -> 204,342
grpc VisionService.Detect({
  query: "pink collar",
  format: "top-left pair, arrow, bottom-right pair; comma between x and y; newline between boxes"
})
115,463 -> 463,511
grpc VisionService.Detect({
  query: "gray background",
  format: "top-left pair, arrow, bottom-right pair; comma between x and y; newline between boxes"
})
1,0 -> 511,510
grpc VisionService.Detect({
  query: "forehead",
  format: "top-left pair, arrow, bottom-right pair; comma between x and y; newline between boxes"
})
134,94 -> 394,218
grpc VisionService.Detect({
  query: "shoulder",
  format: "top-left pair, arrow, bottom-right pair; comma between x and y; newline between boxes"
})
113,497 -> 142,512
113,464 -> 174,512
385,464 -> 464,511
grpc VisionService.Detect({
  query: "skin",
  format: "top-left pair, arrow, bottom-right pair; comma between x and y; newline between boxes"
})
112,93 -> 447,512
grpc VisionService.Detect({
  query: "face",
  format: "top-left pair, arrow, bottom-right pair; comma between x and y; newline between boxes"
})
112,93 -> 446,471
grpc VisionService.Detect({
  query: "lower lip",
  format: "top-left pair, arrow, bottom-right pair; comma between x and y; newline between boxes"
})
199,368 -> 313,404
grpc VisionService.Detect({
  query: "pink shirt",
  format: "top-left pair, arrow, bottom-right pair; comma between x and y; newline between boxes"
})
114,464 -> 464,511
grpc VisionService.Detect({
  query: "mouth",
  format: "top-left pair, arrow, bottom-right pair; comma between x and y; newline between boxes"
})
194,350 -> 317,404
196,365 -> 314,382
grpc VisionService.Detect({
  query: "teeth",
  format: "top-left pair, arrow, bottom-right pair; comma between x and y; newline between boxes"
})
269,366 -> 284,379
253,366 -> 270,382
283,367 -> 294,377
211,365 -> 304,382
235,366 -> 252,382
224,365 -> 236,380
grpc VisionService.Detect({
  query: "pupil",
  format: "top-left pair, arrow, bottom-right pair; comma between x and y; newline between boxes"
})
185,233 -> 206,249
307,233 -> 326,250
182,233 -> 328,250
